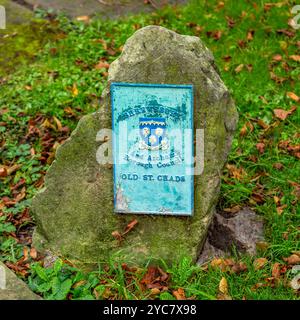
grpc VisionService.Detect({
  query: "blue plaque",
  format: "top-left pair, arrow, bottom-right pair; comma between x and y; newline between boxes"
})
111,83 -> 194,216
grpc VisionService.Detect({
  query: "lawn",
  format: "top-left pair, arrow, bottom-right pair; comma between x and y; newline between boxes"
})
0,0 -> 299,300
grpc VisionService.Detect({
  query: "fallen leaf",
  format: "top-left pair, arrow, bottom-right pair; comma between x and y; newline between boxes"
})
286,92 -> 299,102
253,258 -> 268,270
276,204 -> 287,215
30,247 -> 38,259
247,29 -> 255,41
76,15 -> 90,22
7,164 -> 21,176
289,181 -> 300,200
0,167 -> 8,177
257,119 -> 269,129
23,247 -> 29,261
276,29 -> 295,38
219,277 -> 228,294
235,64 -> 244,73
53,116 -> 62,132
173,288 -> 186,300
240,121 -> 254,136
226,164 -> 247,180
94,61 -> 110,70
223,55 -> 232,62
272,54 -> 282,62
256,142 -> 265,154
150,288 -> 161,296
223,205 -> 241,214
226,16 -> 235,28
289,55 -> 300,62
272,262 -> 281,280
123,219 -> 138,235
238,40 -> 247,48
141,266 -> 158,286
206,30 -> 222,40
111,230 -> 123,242
273,162 -> 284,170
72,84 -> 79,97
283,254 -> 300,265
158,266 -> 168,282
231,262 -> 247,274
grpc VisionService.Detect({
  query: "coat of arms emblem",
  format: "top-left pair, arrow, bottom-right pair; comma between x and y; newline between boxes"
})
139,117 -> 169,151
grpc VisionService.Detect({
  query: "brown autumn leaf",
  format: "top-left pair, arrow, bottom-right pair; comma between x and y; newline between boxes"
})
286,92 -> 299,102
253,257 -> 268,270
270,71 -> 287,84
223,205 -> 241,214
14,187 -> 26,203
94,61 -> 110,70
231,262 -> 247,274
173,288 -> 186,300
0,167 -> 8,177
271,262 -> 281,280
7,164 -> 21,176
76,15 -> 90,23
206,30 -> 222,40
277,105 -> 297,121
30,247 -> 38,259
276,29 -> 295,38
247,29 -> 255,41
283,254 -> 300,265
235,64 -> 244,73
256,142 -> 265,154
210,258 -> 224,268
289,55 -> 300,62
111,230 -> 123,242
240,121 -> 254,136
226,16 -> 235,28
219,277 -> 229,294
123,219 -> 138,235
272,54 -> 282,62
257,119 -> 269,129
158,266 -> 168,282
150,288 -> 161,296
276,204 -> 287,215
226,164 -> 246,180
140,266 -> 158,286
288,181 -> 300,200
223,55 -> 232,62
264,2 -> 285,11
273,162 -> 284,170
53,116 -> 62,132
23,247 -> 29,261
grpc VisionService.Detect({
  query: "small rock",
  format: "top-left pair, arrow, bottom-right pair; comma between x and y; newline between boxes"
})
198,207 -> 264,264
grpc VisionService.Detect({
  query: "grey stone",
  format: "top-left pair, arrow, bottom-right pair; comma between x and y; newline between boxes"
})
0,262 -> 42,300
24,0 -> 188,18
197,207 -> 265,265
31,26 -> 238,267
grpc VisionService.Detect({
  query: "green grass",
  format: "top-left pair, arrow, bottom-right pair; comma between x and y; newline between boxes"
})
0,0 -> 299,300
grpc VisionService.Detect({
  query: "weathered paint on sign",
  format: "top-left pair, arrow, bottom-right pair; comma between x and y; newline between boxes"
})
111,82 -> 194,216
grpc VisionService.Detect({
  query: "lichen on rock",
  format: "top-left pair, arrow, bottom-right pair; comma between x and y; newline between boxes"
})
31,26 -> 238,267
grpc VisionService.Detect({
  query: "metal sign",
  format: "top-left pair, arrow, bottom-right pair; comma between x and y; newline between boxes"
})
111,82 -> 194,216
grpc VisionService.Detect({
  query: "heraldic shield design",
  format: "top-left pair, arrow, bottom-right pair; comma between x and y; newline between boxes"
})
139,117 -> 169,151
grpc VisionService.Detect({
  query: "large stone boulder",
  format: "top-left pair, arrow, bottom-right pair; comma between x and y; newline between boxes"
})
31,26 -> 238,267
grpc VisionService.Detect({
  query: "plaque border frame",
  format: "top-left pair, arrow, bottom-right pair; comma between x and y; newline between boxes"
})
110,82 -> 194,216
